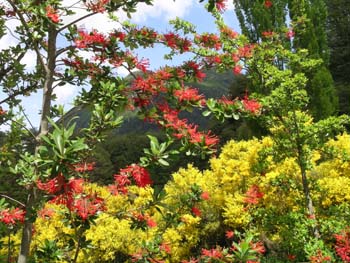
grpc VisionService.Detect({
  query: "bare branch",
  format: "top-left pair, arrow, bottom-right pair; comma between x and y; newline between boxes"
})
0,194 -> 26,208
58,11 -> 98,33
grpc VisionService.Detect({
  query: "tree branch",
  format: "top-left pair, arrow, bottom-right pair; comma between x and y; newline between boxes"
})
6,0 -> 48,73
0,194 -> 26,208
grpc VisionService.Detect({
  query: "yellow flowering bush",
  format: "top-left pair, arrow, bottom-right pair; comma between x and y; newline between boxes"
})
2,134 -> 350,262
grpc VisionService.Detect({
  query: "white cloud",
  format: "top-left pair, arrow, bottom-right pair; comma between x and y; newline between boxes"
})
53,83 -> 79,104
21,50 -> 37,70
226,1 -> 235,11
131,0 -> 195,22
60,0 -> 195,33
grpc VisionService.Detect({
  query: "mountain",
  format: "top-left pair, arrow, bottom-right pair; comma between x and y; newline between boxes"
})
61,68 -> 237,134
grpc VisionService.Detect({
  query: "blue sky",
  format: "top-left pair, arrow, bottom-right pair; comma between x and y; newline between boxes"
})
0,0 -> 240,130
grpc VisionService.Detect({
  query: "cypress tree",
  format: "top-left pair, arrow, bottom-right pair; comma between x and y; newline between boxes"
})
326,0 -> 350,114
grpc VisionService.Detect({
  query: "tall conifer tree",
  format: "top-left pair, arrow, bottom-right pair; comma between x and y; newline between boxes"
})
326,0 -> 350,114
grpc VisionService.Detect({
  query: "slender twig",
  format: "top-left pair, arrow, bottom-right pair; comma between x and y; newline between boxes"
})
6,0 -> 49,73
56,45 -> 75,58
58,11 -> 98,33
20,107 -> 36,132
4,118 -> 37,141
0,194 -> 26,207
5,24 -> 21,41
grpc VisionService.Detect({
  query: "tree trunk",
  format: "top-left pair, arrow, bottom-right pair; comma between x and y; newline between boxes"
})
17,25 -> 57,263
297,149 -> 320,239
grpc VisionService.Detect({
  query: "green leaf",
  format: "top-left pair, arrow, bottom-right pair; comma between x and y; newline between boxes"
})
158,159 -> 169,166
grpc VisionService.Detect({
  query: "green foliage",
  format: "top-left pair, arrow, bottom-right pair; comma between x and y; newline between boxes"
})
234,0 -> 338,120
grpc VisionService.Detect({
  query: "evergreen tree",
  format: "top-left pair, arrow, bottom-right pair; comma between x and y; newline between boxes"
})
233,0 -> 338,120
326,0 -> 350,114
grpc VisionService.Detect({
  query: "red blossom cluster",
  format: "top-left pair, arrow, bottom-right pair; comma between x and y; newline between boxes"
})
201,248 -> 223,259
195,33 -> 222,50
37,207 -> 55,219
242,95 -> 262,114
220,25 -> 239,39
46,6 -> 60,23
286,30 -> 295,39
197,239 -> 265,262
244,185 -> 264,205
85,0 -> 110,13
185,61 -> 206,82
74,162 -> 95,173
335,229 -> 350,262
37,174 -> 104,220
109,164 -> 152,195
200,191 -> 210,200
215,0 -> 227,12
309,250 -> 332,263
264,0 -> 273,8
75,30 -> 108,49
173,87 -> 205,104
233,64 -> 242,75
71,194 -> 104,220
0,207 -> 25,226
132,212 -> 157,228
163,33 -> 192,52
250,241 -> 266,255
191,206 -> 201,217
262,31 -> 275,38
238,44 -> 255,58
159,103 -> 219,149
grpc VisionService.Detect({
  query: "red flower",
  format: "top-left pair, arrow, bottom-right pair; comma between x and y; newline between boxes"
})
186,61 -> 206,81
146,218 -> 157,228
136,57 -> 150,73
221,26 -> 239,39
46,6 -> 60,23
232,53 -> 240,63
244,185 -> 264,205
117,164 -> 153,187
225,230 -> 234,239
262,31 -> 274,38
309,250 -> 332,263
191,206 -> 201,217
242,95 -> 261,114
189,129 -> 219,147
287,254 -> 296,261
85,0 -> 109,13
286,30 -> 295,39
264,0 -> 273,8
160,242 -> 171,254
201,248 -> 223,259
233,65 -> 242,75
334,229 -> 350,262
251,241 -> 266,255
174,87 -> 205,103
75,30 -> 108,49
201,191 -> 210,200
74,162 -> 95,172
37,208 -> 55,219
37,173 -> 65,194
215,0 -> 227,12
0,207 -> 25,226
72,194 -> 104,220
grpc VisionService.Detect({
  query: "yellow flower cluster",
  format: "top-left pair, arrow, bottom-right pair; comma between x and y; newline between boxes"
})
2,134 -> 350,262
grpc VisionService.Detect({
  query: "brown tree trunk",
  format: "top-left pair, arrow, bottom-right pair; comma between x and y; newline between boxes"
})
17,25 -> 57,263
